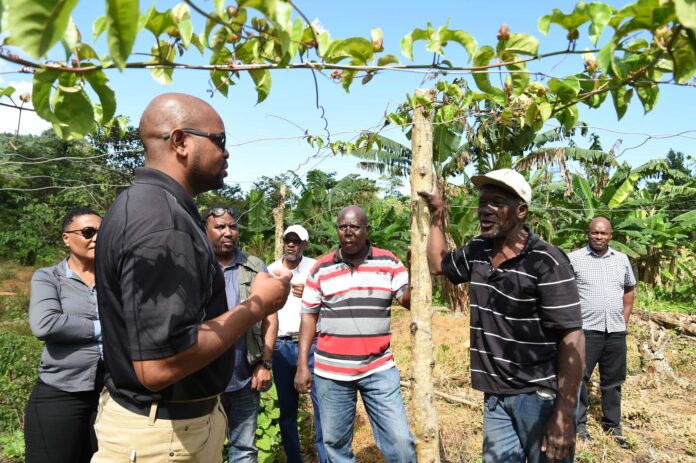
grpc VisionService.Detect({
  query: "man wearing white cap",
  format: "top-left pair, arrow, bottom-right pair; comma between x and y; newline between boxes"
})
267,225 -> 326,463
420,169 -> 585,463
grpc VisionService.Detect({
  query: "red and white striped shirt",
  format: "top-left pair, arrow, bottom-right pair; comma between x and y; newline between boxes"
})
301,245 -> 408,381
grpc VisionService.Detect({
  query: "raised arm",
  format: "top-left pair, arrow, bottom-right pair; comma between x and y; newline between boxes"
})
417,187 -> 449,275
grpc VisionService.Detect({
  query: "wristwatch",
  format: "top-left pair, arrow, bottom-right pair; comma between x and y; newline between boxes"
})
261,359 -> 273,370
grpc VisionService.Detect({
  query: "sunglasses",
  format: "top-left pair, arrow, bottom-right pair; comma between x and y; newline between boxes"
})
283,237 -> 303,245
64,226 -> 99,240
163,128 -> 226,152
204,207 -> 238,220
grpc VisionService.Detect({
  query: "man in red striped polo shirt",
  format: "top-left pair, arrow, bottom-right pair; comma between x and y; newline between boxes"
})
294,206 -> 416,463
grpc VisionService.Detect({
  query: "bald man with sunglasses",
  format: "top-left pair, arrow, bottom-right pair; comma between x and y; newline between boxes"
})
94,93 -> 291,463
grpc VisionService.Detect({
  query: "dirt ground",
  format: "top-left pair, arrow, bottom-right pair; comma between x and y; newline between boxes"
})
326,307 -> 696,463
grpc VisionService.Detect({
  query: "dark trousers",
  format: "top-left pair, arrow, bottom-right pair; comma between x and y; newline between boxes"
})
578,330 -> 627,433
24,379 -> 101,463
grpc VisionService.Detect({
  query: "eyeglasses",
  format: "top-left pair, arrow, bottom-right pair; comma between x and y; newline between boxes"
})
283,237 -> 303,245
204,207 -> 238,220
163,128 -> 226,152
64,227 -> 99,240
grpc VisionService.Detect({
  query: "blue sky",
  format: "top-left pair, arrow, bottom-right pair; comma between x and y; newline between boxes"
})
1,1 -> 694,192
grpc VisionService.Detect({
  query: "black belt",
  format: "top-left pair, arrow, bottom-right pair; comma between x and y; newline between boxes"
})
278,334 -> 299,342
112,394 -> 217,420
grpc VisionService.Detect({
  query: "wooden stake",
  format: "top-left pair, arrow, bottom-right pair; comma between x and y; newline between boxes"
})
409,88 -> 441,462
273,183 -> 286,260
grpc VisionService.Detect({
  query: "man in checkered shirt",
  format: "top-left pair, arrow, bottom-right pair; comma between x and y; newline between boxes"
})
568,217 -> 636,448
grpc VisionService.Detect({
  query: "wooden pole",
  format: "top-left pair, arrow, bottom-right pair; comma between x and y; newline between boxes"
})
409,88 -> 440,462
273,183 -> 286,260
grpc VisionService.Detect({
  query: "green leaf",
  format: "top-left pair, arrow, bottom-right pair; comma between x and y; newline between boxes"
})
472,46 -> 504,98
145,8 -> 176,37
32,69 -> 62,122
240,0 -> 293,57
555,105 -> 579,131
501,33 -> 539,56
505,61 -> 528,96
210,47 -> 233,97
377,54 -> 400,66
608,172 -> 639,208
257,412 -> 271,430
51,87 -> 96,139
571,174 -> 596,220
401,27 -> 429,60
538,6 -> 590,34
0,86 -> 15,98
84,70 -> 116,124
61,16 -> 80,56
8,0 -> 79,58
256,435 -> 272,451
610,85 -> 632,120
674,0 -> 696,33
538,15 -> 551,35
672,35 -> 696,83
249,69 -> 271,104
635,84 -> 658,113
106,0 -> 140,70
76,44 -> 100,61
324,37 -> 374,64
586,2 -> 613,45
213,0 -> 225,16
548,77 -> 580,100
178,19 -> 193,48
673,209 -> 696,227
440,29 -> 477,60
596,40 -> 615,73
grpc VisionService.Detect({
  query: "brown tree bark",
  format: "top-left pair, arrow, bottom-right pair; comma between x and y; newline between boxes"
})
409,88 -> 441,463
273,183 -> 286,261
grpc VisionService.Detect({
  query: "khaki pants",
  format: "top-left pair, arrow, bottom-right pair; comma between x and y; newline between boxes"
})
91,390 -> 227,463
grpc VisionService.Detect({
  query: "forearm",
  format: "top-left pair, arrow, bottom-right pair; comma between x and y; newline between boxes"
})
261,313 -> 279,360
623,287 -> 635,325
427,208 -> 449,275
554,328 -> 585,411
297,313 -> 319,365
133,295 -> 267,391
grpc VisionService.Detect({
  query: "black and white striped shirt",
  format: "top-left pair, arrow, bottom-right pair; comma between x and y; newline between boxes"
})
568,245 -> 636,333
441,226 -> 582,395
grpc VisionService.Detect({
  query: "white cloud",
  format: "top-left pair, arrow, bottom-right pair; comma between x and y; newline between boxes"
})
0,77 -> 52,135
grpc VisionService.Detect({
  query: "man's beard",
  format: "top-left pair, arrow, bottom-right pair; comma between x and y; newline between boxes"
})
284,252 -> 301,262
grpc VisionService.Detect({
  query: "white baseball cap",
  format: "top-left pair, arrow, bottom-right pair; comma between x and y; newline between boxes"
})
283,224 -> 309,242
471,168 -> 532,204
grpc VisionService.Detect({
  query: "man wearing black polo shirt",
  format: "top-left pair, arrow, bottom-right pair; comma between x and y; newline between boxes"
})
94,93 -> 291,463
420,169 -> 585,463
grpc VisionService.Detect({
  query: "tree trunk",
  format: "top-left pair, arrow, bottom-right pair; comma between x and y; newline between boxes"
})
408,88 -> 441,463
273,183 -> 286,260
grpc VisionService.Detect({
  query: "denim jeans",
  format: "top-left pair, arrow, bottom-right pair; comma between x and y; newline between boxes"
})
482,391 -> 575,463
273,337 -> 327,463
314,366 -> 415,463
221,382 -> 260,463
578,330 -> 626,433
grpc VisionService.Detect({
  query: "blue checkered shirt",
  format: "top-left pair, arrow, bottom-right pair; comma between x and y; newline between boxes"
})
568,245 -> 637,332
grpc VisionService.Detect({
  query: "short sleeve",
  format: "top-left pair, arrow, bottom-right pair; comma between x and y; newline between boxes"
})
537,249 -> 583,330
390,256 -> 409,297
120,229 -> 204,360
624,255 -> 637,287
441,244 -> 474,284
301,263 -> 323,315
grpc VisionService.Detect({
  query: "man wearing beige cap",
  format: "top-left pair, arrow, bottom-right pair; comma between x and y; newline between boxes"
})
267,225 -> 326,463
420,169 -> 585,463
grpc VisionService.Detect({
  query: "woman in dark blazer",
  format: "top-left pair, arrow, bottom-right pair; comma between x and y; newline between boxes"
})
24,208 -> 104,463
